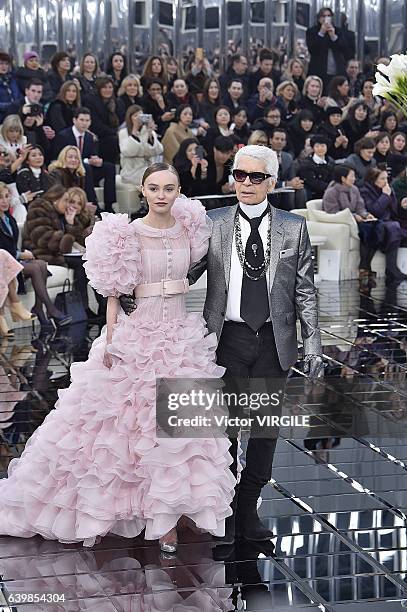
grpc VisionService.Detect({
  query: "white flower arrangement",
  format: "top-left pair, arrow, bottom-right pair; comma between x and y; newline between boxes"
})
373,53 -> 407,116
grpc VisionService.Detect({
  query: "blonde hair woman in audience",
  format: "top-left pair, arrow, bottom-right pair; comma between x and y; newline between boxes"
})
0,115 -> 27,158
48,146 -> 86,190
282,58 -> 306,95
247,130 -> 269,146
66,186 -> 96,244
276,80 -> 299,121
299,76 -> 326,123
117,74 -> 143,123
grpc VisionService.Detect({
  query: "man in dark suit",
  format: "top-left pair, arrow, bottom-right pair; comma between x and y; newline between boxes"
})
53,107 -> 117,212
269,127 -> 306,210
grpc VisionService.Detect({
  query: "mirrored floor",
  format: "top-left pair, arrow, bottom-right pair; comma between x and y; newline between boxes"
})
1,279 -> 407,610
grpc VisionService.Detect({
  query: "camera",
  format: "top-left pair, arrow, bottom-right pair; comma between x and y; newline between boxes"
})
27,103 -> 43,117
195,145 -> 205,160
139,113 -> 152,124
190,120 -> 200,129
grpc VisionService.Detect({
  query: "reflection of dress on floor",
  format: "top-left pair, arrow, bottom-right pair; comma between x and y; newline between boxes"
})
0,197 -> 235,547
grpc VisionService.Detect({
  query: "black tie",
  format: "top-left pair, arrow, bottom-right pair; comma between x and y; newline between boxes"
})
239,206 -> 270,331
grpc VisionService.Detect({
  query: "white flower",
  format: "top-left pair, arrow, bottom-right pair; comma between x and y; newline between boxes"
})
373,52 -> 407,114
372,72 -> 393,97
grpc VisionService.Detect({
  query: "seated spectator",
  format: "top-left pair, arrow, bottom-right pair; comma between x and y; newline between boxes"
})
83,77 -> 120,164
344,137 -> 377,187
161,104 -> 198,164
322,165 -> 380,289
230,107 -> 251,145
288,110 -> 315,158
222,79 -> 245,114
15,51 -> 53,103
201,135 -> 235,208
252,105 -> 282,139
76,53 -> 100,97
45,80 -> 81,133
298,75 -> 327,124
140,56 -> 168,91
282,58 -> 306,95
392,169 -> 407,233
346,59 -> 363,97
173,138 -> 209,197
0,248 -> 27,336
202,106 -> 233,151
380,111 -> 399,136
391,132 -> 407,156
0,144 -> 34,216
249,48 -> 281,95
165,57 -> 184,89
48,146 -> 86,192
47,51 -> 72,97
341,102 -> 373,153
325,76 -> 357,118
22,184 -> 97,314
0,52 -> 23,123
219,54 -> 250,97
116,74 -> 143,123
276,80 -> 299,122
317,106 -> 349,160
248,130 -> 269,146
247,77 -> 277,123
185,54 -> 212,99
140,78 -> 174,135
269,126 -> 305,210
105,52 -> 127,94
119,104 -> 163,188
16,145 -> 53,202
360,167 -> 407,282
306,7 -> 347,91
53,107 -> 117,212
18,79 -> 55,158
0,182 -> 70,327
374,132 -> 407,181
197,78 -> 221,127
165,78 -> 198,116
297,134 -> 335,199
358,77 -> 382,122
0,114 -> 27,157
65,186 -> 96,245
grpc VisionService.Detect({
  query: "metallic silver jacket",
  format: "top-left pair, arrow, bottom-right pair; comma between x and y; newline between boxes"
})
188,204 -> 322,371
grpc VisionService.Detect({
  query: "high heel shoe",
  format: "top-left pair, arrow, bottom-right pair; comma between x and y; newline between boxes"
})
31,306 -> 51,327
9,302 -> 36,322
0,315 -> 13,337
159,528 -> 178,554
49,312 -> 72,328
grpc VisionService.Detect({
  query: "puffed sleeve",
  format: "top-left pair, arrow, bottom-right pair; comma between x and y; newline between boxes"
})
82,213 -> 142,297
171,196 -> 213,264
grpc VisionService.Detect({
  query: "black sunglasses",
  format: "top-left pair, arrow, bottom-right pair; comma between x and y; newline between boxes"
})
232,169 -> 271,184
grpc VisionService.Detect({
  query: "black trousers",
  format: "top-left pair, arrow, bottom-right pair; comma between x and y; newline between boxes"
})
216,321 -> 288,507
84,162 -> 117,211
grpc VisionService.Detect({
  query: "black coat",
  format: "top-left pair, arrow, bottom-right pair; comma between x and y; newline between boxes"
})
116,93 -> 143,123
82,94 -> 119,139
16,167 -> 53,201
306,25 -> 347,83
0,212 -> 19,259
15,67 -> 53,102
46,99 -> 76,133
317,121 -> 349,159
297,96 -> 325,126
53,127 -> 99,160
298,156 -> 335,199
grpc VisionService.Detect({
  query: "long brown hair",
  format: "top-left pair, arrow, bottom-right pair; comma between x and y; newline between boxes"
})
124,104 -> 143,134
58,80 -> 81,106
43,183 -> 67,203
141,56 -> 168,85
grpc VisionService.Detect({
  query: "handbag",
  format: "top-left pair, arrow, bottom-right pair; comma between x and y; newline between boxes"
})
55,279 -> 88,324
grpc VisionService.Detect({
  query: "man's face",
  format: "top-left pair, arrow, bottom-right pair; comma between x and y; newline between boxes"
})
26,85 -> 43,103
346,61 -> 360,79
234,155 -> 275,205
270,131 -> 287,152
228,81 -> 243,100
73,114 -> 91,132
260,59 -> 273,74
234,56 -> 248,75
214,147 -> 233,166
0,60 -> 9,75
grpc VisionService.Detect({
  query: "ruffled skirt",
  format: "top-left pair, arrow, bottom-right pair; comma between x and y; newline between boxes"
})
0,250 -> 23,308
0,312 -> 236,546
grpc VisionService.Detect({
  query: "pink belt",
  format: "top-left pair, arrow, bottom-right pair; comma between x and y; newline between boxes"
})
134,278 -> 189,298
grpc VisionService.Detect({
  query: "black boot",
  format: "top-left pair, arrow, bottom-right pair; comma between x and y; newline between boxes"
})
213,485 -> 239,546
236,504 -> 274,541
386,248 -> 407,282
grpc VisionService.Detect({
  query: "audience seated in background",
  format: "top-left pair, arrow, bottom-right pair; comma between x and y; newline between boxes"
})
276,80 -> 299,122
18,79 -> 55,159
344,137 -> 377,187
269,126 -> 305,210
247,77 -> 277,123
248,48 -> 281,95
140,56 -> 168,91
202,106 -> 233,151
16,145 -> 53,203
45,80 -> 81,133
197,78 -> 221,128
116,74 -> 143,123
0,52 -> 22,123
230,107 -> 251,145
48,146 -> 87,192
173,138 -> 209,198
47,51 -> 72,98
161,104 -> 196,164
298,75 -> 326,124
15,51 -> 53,103
200,135 -> 235,208
140,78 -> 173,135
76,53 -> 100,98
317,106 -> 349,160
83,77 -> 120,164
222,78 -> 245,114
374,132 -> 407,181
0,114 -> 27,157
105,52 -> 128,94
298,134 -> 334,199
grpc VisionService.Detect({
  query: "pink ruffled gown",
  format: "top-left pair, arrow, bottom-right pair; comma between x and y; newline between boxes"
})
0,197 -> 236,547
0,249 -> 23,308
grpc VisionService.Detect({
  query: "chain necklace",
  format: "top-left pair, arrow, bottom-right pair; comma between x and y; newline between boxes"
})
234,209 -> 272,281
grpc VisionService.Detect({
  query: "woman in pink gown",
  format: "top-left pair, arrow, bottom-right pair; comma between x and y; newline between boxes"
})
0,250 -> 24,336
0,162 -> 235,551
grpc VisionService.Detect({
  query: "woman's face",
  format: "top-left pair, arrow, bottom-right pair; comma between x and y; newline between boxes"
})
131,111 -> 142,129
393,134 -> 406,152
173,79 -> 188,98
300,118 -> 313,132
65,85 -> 78,103
100,82 -> 114,99
234,110 -> 247,128
186,143 -> 197,161
125,80 -> 139,97
313,143 -> 327,158
362,81 -> 374,97
376,137 -> 390,155
216,109 -> 230,126
28,148 -> 44,168
141,170 -> 180,214
26,57 -> 39,70
65,149 -> 80,170
207,81 -> 219,100
385,115 -> 397,131
0,188 -> 11,213
179,107 -> 193,125
329,113 -> 342,126
375,171 -> 388,190
112,55 -> 124,71
59,57 -> 71,72
360,147 -> 375,161
292,61 -> 303,77
151,59 -> 162,74
342,169 -> 356,187
354,105 -> 368,121
166,60 -> 178,75
83,55 -> 96,73
307,79 -> 321,99
337,80 -> 350,97
67,194 -> 83,213
6,126 -> 21,142
54,192 -> 70,214
282,85 -> 295,100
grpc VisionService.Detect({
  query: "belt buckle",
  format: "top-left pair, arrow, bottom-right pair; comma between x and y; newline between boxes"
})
161,279 -> 168,297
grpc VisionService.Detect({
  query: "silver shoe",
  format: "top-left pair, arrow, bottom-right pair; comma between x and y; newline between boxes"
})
159,541 -> 177,554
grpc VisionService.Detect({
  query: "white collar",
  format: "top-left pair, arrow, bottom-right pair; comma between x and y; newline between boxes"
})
30,166 -> 41,177
72,126 -> 85,139
312,153 -> 327,165
239,198 -> 268,219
